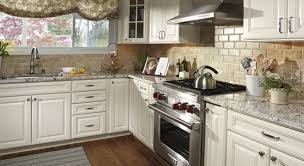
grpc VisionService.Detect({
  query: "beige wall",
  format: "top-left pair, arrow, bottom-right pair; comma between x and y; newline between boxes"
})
145,26 -> 304,85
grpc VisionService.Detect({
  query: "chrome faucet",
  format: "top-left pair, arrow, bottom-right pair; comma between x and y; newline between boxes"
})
29,47 -> 40,75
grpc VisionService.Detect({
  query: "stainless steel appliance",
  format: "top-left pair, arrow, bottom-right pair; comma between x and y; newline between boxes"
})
168,0 -> 243,25
149,79 -> 245,166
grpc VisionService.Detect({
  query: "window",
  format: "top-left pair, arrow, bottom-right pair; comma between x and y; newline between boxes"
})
0,13 -> 113,54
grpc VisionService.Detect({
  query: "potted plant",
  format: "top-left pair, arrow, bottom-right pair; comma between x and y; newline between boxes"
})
0,40 -> 11,74
263,75 -> 303,105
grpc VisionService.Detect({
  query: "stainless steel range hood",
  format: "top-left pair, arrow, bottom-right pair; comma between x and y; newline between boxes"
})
169,0 -> 243,25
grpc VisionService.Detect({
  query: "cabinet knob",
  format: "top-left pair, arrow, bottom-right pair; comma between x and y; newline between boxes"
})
33,98 -> 37,101
271,156 -> 277,162
258,151 -> 265,157
112,81 -> 115,84
27,98 -> 31,101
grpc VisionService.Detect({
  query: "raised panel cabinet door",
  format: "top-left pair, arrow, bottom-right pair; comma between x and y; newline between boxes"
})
147,108 -> 154,150
0,96 -> 31,150
162,0 -> 180,42
129,79 -> 140,136
226,131 -> 270,166
149,0 -> 164,42
137,94 -> 149,143
204,104 -> 227,166
243,0 -> 288,39
109,79 -> 129,133
32,93 -> 71,144
270,149 -> 304,166
288,0 -> 304,38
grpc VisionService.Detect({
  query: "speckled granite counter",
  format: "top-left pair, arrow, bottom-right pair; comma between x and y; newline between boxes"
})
0,73 -> 176,84
204,92 -> 304,133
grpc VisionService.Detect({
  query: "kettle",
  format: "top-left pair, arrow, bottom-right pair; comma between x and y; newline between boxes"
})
193,65 -> 218,90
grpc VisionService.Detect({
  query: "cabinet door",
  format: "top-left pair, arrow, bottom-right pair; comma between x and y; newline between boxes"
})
137,94 -> 149,143
162,0 -> 180,42
147,108 -> 154,150
149,0 -> 164,42
32,93 -> 71,144
0,96 -> 31,150
204,104 -> 227,166
226,131 -> 270,166
123,0 -> 149,43
243,0 -> 288,39
288,0 -> 304,38
109,79 -> 129,133
129,79 -> 140,136
270,149 -> 304,166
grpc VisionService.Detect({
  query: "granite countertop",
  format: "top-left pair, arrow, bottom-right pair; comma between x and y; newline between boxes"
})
204,92 -> 304,133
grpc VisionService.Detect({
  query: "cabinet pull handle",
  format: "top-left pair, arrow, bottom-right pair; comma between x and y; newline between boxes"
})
159,31 -> 162,39
205,108 -> 210,112
162,31 -> 166,39
271,156 -> 277,162
85,124 -> 95,127
258,151 -> 265,157
86,96 -> 95,99
261,131 -> 280,141
86,107 -> 95,110
279,18 -> 283,33
289,17 -> 294,33
144,99 -> 149,102
85,84 -> 95,87
140,87 -> 147,90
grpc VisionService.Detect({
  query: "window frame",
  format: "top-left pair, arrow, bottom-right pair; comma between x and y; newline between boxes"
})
0,13 -> 117,55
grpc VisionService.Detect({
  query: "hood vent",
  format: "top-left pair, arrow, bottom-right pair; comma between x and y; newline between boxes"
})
168,0 -> 243,25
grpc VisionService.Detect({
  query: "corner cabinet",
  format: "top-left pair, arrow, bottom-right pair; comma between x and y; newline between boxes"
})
32,93 -> 71,144
118,0 -> 149,43
0,96 -> 32,150
243,0 -> 304,40
109,79 -> 129,133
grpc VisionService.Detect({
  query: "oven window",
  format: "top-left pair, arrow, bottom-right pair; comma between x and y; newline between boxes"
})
160,118 -> 190,160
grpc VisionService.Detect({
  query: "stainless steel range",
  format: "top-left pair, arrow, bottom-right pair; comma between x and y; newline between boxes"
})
149,79 -> 245,166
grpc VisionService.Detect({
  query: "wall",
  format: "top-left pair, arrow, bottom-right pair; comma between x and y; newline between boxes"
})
1,45 -> 141,75
145,26 -> 304,85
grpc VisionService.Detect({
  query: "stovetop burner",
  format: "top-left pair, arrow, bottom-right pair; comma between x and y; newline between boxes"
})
163,79 -> 246,96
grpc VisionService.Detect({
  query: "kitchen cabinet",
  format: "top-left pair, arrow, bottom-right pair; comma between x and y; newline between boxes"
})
270,149 -> 304,166
244,0 -> 304,40
149,0 -> 199,43
109,78 -> 129,133
129,79 -> 140,137
32,93 -> 71,144
137,94 -> 149,143
226,131 -> 270,166
204,104 -> 227,166
146,108 -> 154,149
0,96 -> 31,150
118,0 -> 149,43
72,113 -> 106,138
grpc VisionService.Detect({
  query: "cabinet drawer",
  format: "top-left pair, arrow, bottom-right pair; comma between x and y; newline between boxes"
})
138,81 -> 149,95
228,111 -> 304,161
72,91 -> 107,103
72,113 -> 106,138
72,101 -> 107,115
72,79 -> 108,92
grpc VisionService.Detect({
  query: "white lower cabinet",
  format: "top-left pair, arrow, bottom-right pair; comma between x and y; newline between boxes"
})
226,131 -> 270,166
147,108 -> 154,149
0,96 -> 32,150
204,104 -> 227,166
137,94 -> 149,143
72,113 -> 106,138
109,79 -> 129,133
270,149 -> 304,166
129,79 -> 140,136
32,93 -> 71,144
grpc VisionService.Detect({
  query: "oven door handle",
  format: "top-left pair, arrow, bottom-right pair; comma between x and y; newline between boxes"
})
149,104 -> 193,129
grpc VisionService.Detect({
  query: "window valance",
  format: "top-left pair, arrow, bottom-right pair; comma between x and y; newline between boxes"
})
0,0 -> 118,21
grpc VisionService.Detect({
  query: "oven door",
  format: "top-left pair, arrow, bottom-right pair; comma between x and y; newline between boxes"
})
150,104 -> 202,166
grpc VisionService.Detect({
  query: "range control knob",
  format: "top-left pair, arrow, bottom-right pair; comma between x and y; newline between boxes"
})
186,105 -> 198,113
173,102 -> 181,110
157,94 -> 166,100
181,102 -> 188,110
153,92 -> 161,99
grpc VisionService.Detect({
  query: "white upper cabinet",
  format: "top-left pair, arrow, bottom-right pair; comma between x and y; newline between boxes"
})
32,93 -> 71,144
287,0 -> 304,38
118,0 -> 149,43
204,104 -> 227,166
226,131 -> 270,166
243,0 -> 288,40
109,79 -> 129,133
0,96 -> 31,150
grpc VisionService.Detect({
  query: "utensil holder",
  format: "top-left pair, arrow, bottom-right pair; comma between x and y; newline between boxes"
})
246,75 -> 265,97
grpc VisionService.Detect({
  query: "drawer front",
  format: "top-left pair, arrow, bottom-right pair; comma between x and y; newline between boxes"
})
0,81 -> 71,97
72,101 -> 107,115
72,113 -> 106,138
228,111 -> 304,161
138,81 -> 149,95
72,91 -> 107,103
72,79 -> 108,92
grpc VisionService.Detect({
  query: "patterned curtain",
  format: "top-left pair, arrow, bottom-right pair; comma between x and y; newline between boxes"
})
0,0 -> 118,20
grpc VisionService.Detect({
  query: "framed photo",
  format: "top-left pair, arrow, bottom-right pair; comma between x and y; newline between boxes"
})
142,57 -> 158,75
